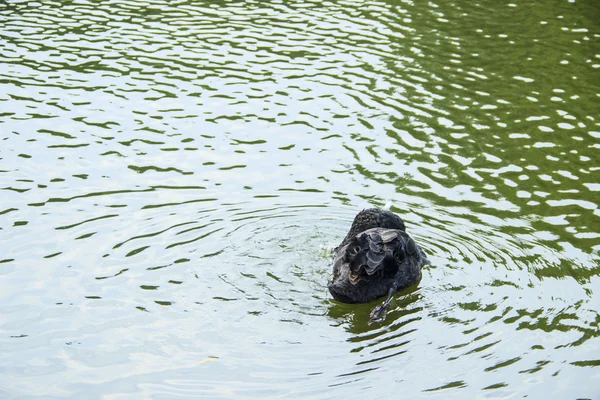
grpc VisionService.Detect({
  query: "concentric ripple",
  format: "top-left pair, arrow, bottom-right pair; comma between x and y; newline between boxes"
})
1,0 -> 599,398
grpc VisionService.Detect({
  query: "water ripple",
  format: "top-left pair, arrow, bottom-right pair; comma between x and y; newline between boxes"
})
1,0 -> 599,398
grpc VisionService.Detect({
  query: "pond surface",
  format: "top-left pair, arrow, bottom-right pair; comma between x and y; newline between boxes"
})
1,0 -> 599,398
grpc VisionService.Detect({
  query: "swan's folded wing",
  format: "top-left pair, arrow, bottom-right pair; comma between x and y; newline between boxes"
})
346,228 -> 402,276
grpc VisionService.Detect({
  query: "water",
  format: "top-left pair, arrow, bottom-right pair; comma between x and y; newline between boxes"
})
1,0 -> 599,398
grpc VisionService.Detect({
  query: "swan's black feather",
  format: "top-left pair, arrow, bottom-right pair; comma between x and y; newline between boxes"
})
328,208 -> 430,320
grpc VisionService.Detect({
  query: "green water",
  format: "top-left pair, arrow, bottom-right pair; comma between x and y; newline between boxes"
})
1,0 -> 599,398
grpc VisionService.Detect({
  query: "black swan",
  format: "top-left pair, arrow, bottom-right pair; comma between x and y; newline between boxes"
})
328,208 -> 429,323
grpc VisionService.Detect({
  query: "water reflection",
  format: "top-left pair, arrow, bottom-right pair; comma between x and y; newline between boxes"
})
1,0 -> 599,398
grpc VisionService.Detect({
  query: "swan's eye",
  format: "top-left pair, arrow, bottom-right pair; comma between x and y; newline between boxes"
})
351,245 -> 360,255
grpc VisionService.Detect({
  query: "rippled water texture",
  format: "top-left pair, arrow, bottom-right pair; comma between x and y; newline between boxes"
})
1,0 -> 599,398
